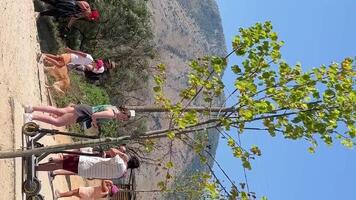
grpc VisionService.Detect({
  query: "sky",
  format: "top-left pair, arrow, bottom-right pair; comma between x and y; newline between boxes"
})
214,0 -> 356,200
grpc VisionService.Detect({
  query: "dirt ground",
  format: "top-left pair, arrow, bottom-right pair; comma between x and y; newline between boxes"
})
0,1 -> 86,199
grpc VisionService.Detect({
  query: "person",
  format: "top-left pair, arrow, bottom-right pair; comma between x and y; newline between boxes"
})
83,60 -> 116,82
23,104 -> 135,127
36,148 -> 140,179
41,48 -> 111,75
55,180 -> 120,199
38,0 -> 99,23
41,47 -> 93,67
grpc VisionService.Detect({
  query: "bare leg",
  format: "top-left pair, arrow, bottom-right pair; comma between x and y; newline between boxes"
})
32,105 -> 75,116
36,161 -> 63,171
43,53 -> 61,60
43,55 -> 65,67
52,169 -> 77,177
56,188 -> 80,198
32,112 -> 77,127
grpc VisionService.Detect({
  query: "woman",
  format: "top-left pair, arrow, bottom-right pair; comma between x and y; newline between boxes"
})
55,180 -> 119,199
38,0 -> 99,23
41,47 -> 94,67
23,104 -> 135,128
41,48 -> 108,75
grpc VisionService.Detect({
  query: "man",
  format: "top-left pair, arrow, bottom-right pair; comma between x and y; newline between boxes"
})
37,146 -> 140,179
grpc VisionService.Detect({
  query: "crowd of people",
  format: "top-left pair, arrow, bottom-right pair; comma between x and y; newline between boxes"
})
26,0 -> 141,199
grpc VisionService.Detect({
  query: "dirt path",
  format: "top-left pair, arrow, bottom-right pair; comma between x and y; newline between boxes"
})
0,1 -> 85,199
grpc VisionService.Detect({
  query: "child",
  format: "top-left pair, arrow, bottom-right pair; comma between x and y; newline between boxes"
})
55,180 -> 119,199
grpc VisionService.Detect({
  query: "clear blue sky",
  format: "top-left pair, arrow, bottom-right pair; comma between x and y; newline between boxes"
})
214,1 -> 356,200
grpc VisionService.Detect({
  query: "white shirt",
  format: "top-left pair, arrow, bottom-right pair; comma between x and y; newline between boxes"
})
77,155 -> 127,179
70,53 -> 94,65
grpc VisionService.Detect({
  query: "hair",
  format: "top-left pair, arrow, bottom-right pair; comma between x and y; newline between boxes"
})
127,156 -> 140,169
118,107 -> 131,118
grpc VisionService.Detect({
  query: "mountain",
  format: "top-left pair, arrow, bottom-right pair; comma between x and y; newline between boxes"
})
134,0 -> 226,199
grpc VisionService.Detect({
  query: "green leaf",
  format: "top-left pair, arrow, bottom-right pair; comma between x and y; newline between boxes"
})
239,109 -> 254,120
308,147 -> 315,154
153,86 -> 161,92
228,138 -> 236,147
166,161 -> 174,169
233,147 -> 243,158
242,159 -> 252,170
157,181 -> 166,191
167,131 -> 175,140
341,139 -> 353,149
250,145 -> 262,156
261,196 -> 268,200
241,191 -> 249,200
231,65 -> 242,74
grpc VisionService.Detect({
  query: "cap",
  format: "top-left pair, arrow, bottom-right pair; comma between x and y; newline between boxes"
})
129,110 -> 135,118
95,59 -> 104,69
90,10 -> 100,21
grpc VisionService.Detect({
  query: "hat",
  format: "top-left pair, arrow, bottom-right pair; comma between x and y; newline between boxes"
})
95,59 -> 104,69
90,10 -> 100,21
129,110 -> 135,118
110,185 -> 120,196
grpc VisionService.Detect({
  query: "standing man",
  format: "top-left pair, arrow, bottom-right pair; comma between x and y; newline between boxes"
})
37,147 -> 140,179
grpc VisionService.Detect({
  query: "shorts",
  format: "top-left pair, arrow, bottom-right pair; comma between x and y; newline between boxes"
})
74,104 -> 92,123
62,154 -> 79,173
61,53 -> 72,65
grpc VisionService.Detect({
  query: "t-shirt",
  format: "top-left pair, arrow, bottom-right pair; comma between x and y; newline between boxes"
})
77,155 -> 127,179
92,105 -> 118,114
70,53 -> 94,65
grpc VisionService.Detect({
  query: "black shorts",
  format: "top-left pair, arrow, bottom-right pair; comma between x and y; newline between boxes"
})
74,104 -> 92,123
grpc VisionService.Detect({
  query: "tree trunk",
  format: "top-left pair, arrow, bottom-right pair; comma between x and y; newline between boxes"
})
0,136 -> 130,159
125,106 -> 235,113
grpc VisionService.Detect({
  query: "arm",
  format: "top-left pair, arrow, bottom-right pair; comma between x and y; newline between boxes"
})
77,1 -> 91,12
108,148 -> 129,162
91,109 -> 115,127
101,180 -> 112,193
64,47 -> 88,58
66,17 -> 80,28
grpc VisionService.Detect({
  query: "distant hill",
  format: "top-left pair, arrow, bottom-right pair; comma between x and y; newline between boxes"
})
135,0 -> 226,199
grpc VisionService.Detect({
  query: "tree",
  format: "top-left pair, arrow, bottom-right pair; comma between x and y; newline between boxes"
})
1,22 -> 355,199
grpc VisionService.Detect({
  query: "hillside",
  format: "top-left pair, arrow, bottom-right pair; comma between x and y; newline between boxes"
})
135,0 -> 226,199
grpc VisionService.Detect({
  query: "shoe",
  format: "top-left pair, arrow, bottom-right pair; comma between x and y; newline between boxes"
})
34,12 -> 40,20
23,113 -> 33,123
36,52 -> 43,64
24,105 -> 33,113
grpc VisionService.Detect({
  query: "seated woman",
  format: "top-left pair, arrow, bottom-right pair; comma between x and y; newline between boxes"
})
23,104 -> 135,128
38,0 -> 100,25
